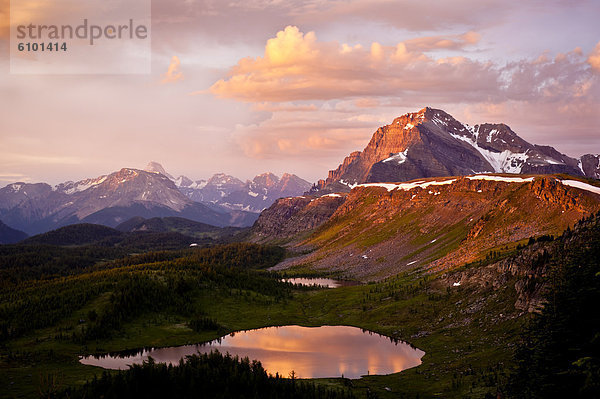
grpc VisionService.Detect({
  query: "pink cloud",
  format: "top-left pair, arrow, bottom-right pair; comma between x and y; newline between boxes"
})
210,26 -> 500,103
161,56 -> 184,84
588,41 -> 600,73
211,26 -> 599,109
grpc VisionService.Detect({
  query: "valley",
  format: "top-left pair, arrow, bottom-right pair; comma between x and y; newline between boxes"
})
1,211 -> 599,398
1,108 -> 599,398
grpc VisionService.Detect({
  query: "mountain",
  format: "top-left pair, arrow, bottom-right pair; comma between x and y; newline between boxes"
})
0,168 -> 258,235
0,220 -> 28,244
314,107 -> 597,193
219,173 -> 313,212
256,174 -> 600,280
175,171 -> 311,212
176,173 -> 245,203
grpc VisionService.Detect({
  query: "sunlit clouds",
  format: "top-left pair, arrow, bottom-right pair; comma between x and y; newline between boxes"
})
161,56 -> 184,84
210,26 -> 494,102
211,25 -> 597,106
588,42 -> 600,73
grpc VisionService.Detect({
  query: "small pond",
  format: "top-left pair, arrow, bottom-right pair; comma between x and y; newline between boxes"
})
80,325 -> 424,379
281,278 -> 359,288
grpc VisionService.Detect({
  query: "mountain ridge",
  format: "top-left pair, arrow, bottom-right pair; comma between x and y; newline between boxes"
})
260,174 -> 600,280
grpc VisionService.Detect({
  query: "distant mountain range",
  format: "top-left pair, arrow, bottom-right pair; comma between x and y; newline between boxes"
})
313,107 -> 600,193
0,163 -> 310,235
166,170 -> 312,213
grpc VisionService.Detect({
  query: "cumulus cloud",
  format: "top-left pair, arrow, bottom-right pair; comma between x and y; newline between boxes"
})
210,26 -> 500,102
211,26 -> 598,107
588,41 -> 600,73
161,56 -> 184,84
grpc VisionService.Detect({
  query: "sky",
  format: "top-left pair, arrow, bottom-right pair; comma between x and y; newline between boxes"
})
1,0 -> 599,186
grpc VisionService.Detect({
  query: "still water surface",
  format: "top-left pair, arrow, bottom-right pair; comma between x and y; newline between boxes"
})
282,278 -> 358,288
80,325 -> 424,379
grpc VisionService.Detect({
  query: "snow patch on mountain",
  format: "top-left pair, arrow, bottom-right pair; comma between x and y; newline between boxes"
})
357,179 -> 457,192
340,179 -> 359,188
383,149 -> 408,164
10,184 -> 24,192
560,180 -> 600,196
357,174 -> 539,193
450,131 -> 529,173
57,176 -> 108,194
466,175 -> 535,183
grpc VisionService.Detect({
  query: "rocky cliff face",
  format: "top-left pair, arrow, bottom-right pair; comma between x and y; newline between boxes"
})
251,194 -> 346,242
314,107 -> 596,193
580,154 -> 600,179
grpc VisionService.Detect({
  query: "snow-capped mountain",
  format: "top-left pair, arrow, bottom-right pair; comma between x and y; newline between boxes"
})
172,170 -> 311,213
174,173 -> 245,203
0,162 -> 310,234
219,173 -> 312,212
0,168 -> 257,235
314,107 -> 597,193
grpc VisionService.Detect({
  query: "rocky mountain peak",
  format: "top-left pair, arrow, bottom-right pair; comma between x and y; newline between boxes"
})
253,172 -> 279,188
207,173 -> 243,185
314,107 -> 594,194
174,175 -> 194,188
144,161 -> 174,180
145,161 -> 166,174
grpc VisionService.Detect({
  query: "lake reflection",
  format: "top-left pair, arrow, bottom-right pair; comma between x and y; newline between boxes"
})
282,278 -> 357,288
80,325 -> 424,379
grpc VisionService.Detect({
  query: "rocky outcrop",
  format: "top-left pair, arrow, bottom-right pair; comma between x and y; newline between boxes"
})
251,194 -> 346,242
441,243 -> 552,313
580,154 -> 600,179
